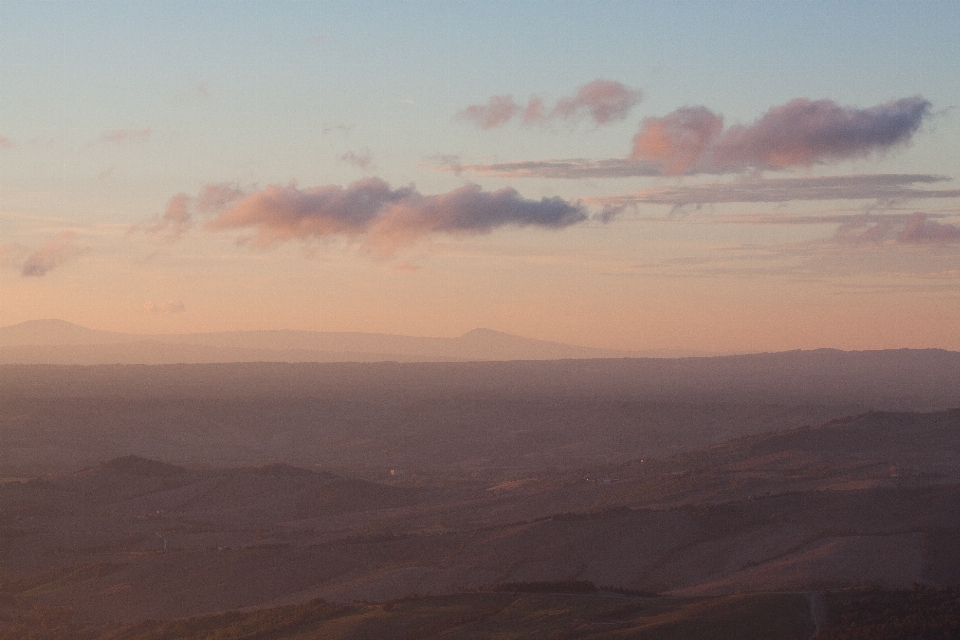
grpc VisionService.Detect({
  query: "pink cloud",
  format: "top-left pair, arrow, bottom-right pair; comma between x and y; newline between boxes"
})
523,96 -> 546,125
631,106 -> 724,174
550,79 -> 643,125
99,128 -> 152,144
0,135 -> 14,149
713,97 -> 931,170
897,212 -> 960,244
835,212 -> 960,245
20,232 -> 82,277
835,216 -> 902,244
632,96 -> 931,174
206,179 -> 404,244
142,193 -> 192,241
134,184 -> 243,241
459,79 -> 642,129
457,95 -> 521,129
202,178 -> 588,255
195,183 -> 244,213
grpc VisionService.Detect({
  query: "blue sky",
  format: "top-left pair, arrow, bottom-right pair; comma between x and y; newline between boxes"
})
2,1 -> 959,352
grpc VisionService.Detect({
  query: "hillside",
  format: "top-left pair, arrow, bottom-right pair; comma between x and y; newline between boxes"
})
3,410 -> 960,626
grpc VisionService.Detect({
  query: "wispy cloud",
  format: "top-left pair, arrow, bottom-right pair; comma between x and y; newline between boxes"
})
321,122 -> 353,136
438,158 -> 661,179
899,212 -> 960,244
133,184 -> 244,241
632,96 -> 931,174
141,299 -> 186,314
195,183 -> 245,212
839,212 -> 960,245
626,226 -> 960,290
458,79 -> 642,129
455,96 -> 933,180
430,154 -> 465,176
591,174 -> 960,210
0,135 -> 14,149
98,128 -> 152,144
0,244 -> 29,269
139,193 -> 192,241
339,149 -> 374,170
458,95 -> 520,129
551,80 -> 643,125
17,232 -> 83,277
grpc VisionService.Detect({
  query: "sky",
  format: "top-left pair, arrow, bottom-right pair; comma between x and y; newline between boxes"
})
2,1 -> 960,353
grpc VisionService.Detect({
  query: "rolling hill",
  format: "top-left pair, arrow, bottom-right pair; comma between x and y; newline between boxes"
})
4,410 -> 960,625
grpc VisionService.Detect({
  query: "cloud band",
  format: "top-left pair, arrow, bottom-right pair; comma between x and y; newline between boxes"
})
458,79 -> 642,129
632,96 -> 931,174
144,179 -> 592,255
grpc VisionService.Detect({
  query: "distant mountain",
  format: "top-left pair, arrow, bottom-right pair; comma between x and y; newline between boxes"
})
0,319 -> 669,364
0,318 -> 140,346
0,342 -> 466,365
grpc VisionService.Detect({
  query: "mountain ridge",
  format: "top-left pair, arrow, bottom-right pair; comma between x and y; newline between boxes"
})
0,318 -> 703,363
